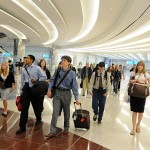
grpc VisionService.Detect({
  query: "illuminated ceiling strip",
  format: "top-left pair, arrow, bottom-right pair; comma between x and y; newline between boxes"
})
98,54 -> 119,59
119,54 -> 132,60
137,53 -> 145,60
128,53 -> 140,61
69,0 -> 99,42
113,54 -> 127,60
69,20 -> 150,49
0,9 -> 40,38
0,25 -> 27,39
48,0 -> 67,31
98,43 -> 150,51
90,37 -> 150,50
12,0 -> 58,44
65,43 -> 150,53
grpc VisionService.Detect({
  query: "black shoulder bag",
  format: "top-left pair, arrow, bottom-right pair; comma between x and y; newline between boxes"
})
24,67 -> 49,96
50,69 -> 71,98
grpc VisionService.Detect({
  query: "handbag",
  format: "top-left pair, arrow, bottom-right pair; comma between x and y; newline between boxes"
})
49,68 -> 61,98
24,67 -> 49,96
32,81 -> 49,96
16,96 -> 23,111
0,81 -> 5,89
128,83 -> 149,98
128,74 -> 149,98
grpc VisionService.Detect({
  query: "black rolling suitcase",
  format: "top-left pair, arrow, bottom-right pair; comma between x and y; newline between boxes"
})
72,102 -> 90,129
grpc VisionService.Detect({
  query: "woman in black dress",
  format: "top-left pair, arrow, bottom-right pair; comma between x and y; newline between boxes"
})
129,61 -> 150,135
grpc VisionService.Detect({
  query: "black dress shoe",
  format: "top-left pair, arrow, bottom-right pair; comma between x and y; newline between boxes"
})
35,120 -> 42,126
98,119 -> 102,124
93,114 -> 97,121
63,129 -> 69,135
45,133 -> 56,138
16,128 -> 26,134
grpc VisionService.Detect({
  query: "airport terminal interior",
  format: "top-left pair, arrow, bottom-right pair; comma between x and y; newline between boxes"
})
0,0 -> 150,149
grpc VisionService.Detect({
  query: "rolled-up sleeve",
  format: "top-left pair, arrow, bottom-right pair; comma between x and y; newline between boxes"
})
71,73 -> 79,100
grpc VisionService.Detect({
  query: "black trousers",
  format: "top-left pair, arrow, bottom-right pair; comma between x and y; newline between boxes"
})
19,85 -> 44,129
118,80 -> 121,90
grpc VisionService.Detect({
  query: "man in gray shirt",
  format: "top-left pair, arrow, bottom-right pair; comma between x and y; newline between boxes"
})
45,55 -> 80,138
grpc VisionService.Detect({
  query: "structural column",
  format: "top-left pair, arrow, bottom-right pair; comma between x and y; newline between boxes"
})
73,53 -> 77,67
51,46 -> 59,73
13,39 -> 25,73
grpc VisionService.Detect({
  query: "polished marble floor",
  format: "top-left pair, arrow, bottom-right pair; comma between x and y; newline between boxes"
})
0,72 -> 150,150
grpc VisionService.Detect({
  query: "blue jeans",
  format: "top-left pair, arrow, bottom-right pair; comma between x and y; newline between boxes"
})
92,88 -> 107,121
113,79 -> 119,93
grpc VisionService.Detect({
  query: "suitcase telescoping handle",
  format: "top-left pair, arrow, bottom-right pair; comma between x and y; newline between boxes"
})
74,101 -> 83,114
74,101 -> 82,109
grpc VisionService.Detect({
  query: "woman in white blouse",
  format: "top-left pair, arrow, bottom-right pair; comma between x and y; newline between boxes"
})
129,61 -> 150,135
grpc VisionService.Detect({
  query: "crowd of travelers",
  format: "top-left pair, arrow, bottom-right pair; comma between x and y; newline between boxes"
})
0,55 -> 149,137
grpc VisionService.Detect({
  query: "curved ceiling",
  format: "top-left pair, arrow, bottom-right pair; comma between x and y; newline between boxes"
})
0,0 -> 150,61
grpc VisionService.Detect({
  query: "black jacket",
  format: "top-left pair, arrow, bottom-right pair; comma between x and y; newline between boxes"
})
45,68 -> 51,79
111,70 -> 121,81
0,72 -> 15,88
81,66 -> 92,82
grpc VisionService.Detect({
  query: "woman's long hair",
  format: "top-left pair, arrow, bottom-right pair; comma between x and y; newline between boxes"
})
136,61 -> 146,74
0,62 -> 9,76
107,66 -> 112,72
38,59 -> 46,70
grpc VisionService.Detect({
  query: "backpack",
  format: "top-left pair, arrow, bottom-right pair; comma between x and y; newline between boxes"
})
93,71 -> 107,85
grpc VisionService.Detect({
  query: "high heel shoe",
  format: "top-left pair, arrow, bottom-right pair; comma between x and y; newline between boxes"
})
136,124 -> 140,133
2,113 -> 7,117
130,131 -> 135,135
136,128 -> 140,133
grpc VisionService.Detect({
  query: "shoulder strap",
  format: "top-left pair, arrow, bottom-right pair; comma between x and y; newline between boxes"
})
94,70 -> 98,85
56,69 -> 71,88
24,66 -> 30,78
53,67 -> 61,87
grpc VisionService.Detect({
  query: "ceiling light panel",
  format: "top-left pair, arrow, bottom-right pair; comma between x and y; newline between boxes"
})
12,0 -> 58,45
128,53 -> 140,61
0,9 -> 40,38
0,25 -> 27,39
72,20 -> 150,50
137,53 -> 145,61
69,0 -> 100,42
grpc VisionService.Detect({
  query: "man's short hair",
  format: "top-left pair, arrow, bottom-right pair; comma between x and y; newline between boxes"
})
61,55 -> 72,63
28,55 -> 35,62
98,62 -> 105,68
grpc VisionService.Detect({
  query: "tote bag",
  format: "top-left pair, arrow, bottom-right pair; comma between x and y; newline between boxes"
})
128,83 -> 149,98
